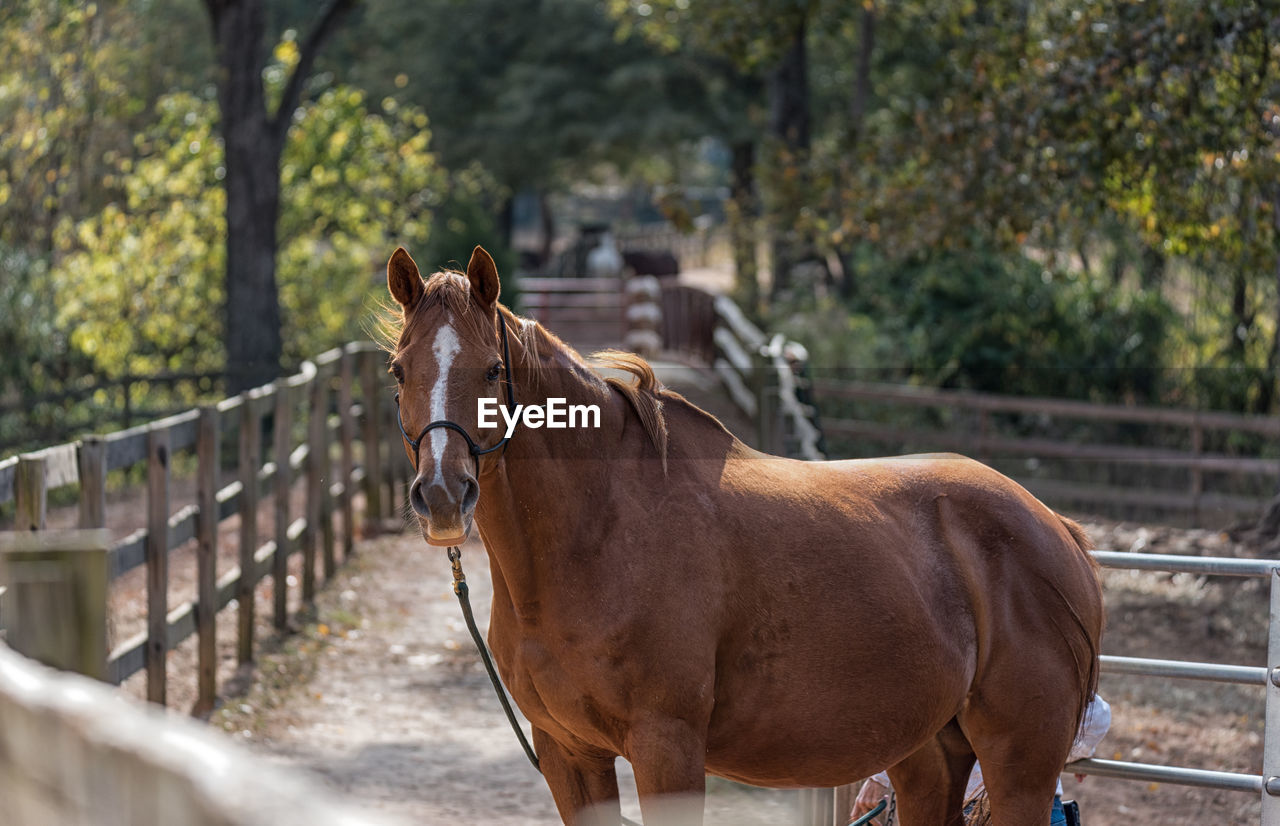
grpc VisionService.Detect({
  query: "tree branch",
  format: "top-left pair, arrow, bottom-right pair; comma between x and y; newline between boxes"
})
270,0 -> 356,148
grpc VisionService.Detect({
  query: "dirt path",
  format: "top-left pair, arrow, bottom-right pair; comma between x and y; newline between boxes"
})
216,529 -> 797,825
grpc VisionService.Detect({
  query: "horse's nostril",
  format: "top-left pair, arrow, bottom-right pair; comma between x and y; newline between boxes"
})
460,476 -> 479,514
409,478 -> 431,519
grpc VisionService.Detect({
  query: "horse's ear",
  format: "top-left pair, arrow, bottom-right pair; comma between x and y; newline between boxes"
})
466,245 -> 501,310
387,247 -> 424,313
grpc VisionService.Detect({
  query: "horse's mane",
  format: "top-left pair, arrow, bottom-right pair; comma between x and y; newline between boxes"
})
590,349 -> 669,474
514,319 -> 672,473
376,269 -> 673,469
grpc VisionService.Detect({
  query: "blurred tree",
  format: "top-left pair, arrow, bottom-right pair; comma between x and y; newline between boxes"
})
0,1 -> 134,255
347,0 -> 718,259
55,85 -> 443,377
201,0 -> 357,391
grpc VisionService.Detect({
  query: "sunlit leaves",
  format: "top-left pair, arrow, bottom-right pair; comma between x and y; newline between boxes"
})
54,79 -> 444,377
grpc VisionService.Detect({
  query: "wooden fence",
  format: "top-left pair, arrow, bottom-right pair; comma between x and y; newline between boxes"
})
518,275 -> 626,350
0,341 -> 404,709
658,283 -> 824,460
813,378 -> 1280,526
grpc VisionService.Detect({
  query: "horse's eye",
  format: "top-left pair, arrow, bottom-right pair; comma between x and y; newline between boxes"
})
391,363 -> 404,384
486,362 -> 502,382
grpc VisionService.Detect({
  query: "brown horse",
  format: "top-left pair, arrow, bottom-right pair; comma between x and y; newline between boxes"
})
384,245 -> 1104,826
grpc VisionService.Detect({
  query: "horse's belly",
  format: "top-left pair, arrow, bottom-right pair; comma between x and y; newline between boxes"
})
703,684 -> 962,789
702,619 -> 976,789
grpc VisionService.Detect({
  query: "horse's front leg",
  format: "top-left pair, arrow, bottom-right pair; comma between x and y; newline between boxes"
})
533,727 -> 622,826
627,714 -> 707,826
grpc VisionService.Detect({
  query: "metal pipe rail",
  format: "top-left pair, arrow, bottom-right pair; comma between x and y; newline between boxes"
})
1077,549 -> 1280,824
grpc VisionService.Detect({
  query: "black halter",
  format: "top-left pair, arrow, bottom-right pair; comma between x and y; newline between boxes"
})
394,313 -> 517,472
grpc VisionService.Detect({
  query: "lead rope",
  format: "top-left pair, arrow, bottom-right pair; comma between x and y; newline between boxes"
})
447,546 -> 540,771
446,546 -> 643,826
848,799 -> 887,826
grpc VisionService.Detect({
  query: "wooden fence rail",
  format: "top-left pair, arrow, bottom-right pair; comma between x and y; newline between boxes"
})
0,642 -> 393,826
658,283 -> 824,460
812,378 -> 1280,524
0,341 -> 400,711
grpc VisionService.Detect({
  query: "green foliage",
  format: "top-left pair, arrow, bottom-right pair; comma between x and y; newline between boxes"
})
276,85 -> 444,362
418,163 -> 519,301
347,0 -> 718,191
54,80 -> 445,377
55,93 -> 226,378
774,245 -> 1181,404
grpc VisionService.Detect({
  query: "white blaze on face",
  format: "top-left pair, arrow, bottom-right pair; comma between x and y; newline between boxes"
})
428,319 -> 462,489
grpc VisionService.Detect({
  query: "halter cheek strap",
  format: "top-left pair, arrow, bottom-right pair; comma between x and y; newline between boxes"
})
395,313 -> 517,472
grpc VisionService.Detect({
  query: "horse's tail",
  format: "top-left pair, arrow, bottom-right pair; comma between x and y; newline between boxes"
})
1056,514 -> 1103,738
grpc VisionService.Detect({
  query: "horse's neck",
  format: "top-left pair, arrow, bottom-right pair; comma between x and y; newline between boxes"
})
472,325 -> 632,608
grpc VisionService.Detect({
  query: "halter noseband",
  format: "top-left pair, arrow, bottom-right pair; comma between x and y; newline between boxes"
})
394,313 -> 516,471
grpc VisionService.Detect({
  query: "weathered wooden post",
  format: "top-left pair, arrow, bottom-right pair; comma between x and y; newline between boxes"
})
194,406 -> 219,715
339,347 -> 357,557
304,369 -> 325,602
0,529 -> 109,680
273,380 -> 292,629
360,349 -> 384,530
15,454 -> 47,532
237,390 -> 262,665
146,426 -> 170,705
314,363 -> 337,583
77,437 -> 107,529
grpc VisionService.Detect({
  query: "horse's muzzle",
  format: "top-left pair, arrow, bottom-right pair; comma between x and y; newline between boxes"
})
410,473 -> 479,546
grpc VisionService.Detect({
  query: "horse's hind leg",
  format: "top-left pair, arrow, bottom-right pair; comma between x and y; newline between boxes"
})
886,719 -> 975,826
532,727 -> 621,826
959,693 -> 1076,826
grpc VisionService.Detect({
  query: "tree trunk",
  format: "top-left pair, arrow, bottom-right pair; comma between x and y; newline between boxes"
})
1139,242 -> 1165,291
768,15 -> 811,299
210,0 -> 283,393
838,3 -> 877,300
206,0 -> 353,393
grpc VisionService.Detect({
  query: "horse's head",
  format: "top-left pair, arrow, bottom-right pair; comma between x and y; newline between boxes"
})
386,245 -> 506,546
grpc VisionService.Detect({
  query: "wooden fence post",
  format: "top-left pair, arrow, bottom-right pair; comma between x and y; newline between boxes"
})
360,350 -> 384,528
237,391 -> 261,665
315,365 -> 336,583
195,405 -> 219,715
339,348 -> 357,558
15,454 -> 47,532
77,437 -> 107,529
0,529 -> 109,680
304,371 -> 324,602
146,426 -> 170,705
273,381 -> 292,630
